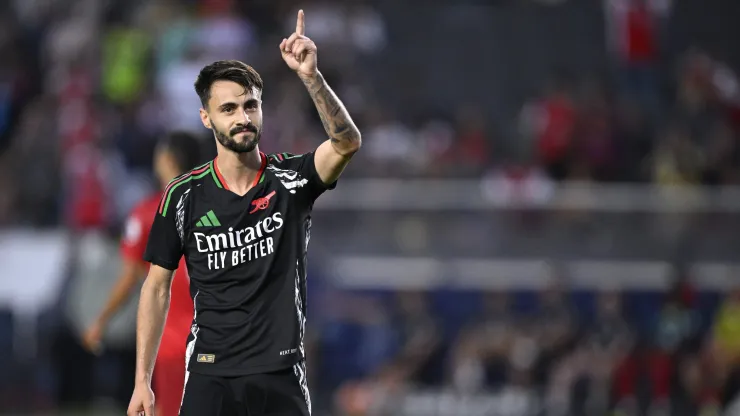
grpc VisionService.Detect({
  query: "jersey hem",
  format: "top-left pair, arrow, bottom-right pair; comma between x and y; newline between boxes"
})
144,255 -> 179,271
187,358 -> 301,377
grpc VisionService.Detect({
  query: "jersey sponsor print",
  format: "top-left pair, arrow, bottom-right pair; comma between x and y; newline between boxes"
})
144,151 -> 334,378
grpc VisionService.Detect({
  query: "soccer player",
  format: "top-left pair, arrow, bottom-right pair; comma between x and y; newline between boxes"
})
83,131 -> 202,416
126,10 -> 361,416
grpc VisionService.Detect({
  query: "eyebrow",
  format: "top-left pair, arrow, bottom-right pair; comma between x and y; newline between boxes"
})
218,102 -> 238,111
217,99 -> 260,111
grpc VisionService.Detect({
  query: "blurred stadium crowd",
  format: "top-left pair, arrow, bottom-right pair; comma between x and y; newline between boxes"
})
1,0 -> 740,415
2,0 -> 740,228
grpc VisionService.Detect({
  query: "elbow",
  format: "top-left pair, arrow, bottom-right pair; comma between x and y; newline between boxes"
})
347,132 -> 362,154
332,131 -> 362,157
345,131 -> 362,155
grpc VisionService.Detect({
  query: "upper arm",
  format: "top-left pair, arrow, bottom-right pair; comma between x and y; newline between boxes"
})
270,149 -> 341,206
143,192 -> 186,271
313,139 -> 355,185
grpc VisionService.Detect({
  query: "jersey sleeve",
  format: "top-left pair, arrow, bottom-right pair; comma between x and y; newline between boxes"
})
143,197 -> 184,271
270,151 -> 336,206
119,210 -> 150,264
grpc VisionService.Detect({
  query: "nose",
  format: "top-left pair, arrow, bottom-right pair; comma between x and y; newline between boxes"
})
239,109 -> 251,125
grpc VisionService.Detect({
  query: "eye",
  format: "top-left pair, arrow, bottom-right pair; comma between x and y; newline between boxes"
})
222,106 -> 235,114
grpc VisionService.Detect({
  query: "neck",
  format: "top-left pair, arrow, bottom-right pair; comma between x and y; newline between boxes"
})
215,146 -> 263,195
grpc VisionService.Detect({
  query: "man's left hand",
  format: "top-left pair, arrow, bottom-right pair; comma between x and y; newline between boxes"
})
280,10 -> 318,78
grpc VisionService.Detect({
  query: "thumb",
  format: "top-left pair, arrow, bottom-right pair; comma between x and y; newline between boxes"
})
279,39 -> 289,56
145,403 -> 156,416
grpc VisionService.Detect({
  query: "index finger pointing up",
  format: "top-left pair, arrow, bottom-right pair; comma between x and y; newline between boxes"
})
296,9 -> 305,36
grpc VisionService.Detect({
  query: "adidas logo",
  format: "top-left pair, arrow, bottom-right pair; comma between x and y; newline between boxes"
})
196,210 -> 221,227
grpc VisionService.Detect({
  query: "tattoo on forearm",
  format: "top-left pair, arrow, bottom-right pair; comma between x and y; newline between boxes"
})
301,73 -> 361,154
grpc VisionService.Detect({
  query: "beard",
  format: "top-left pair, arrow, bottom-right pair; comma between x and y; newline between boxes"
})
212,122 -> 262,154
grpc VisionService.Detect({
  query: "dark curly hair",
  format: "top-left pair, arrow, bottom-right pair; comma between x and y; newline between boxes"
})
194,60 -> 264,109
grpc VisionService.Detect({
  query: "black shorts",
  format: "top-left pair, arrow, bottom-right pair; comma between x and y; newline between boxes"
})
179,362 -> 311,416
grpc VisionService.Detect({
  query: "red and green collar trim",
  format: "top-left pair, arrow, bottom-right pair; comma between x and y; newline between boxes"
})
211,152 -> 267,190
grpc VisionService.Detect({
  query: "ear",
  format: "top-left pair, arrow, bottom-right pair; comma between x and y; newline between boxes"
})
200,108 -> 211,129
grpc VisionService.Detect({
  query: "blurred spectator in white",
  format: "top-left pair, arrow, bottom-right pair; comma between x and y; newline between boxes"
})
672,53 -> 726,141
481,152 -> 555,210
195,0 -> 257,63
363,106 -> 419,175
547,290 -> 632,416
532,270 -> 578,390
450,291 -> 518,392
347,2 -> 387,55
158,46 -> 212,133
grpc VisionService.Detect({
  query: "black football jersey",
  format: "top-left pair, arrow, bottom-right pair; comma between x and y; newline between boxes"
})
144,151 -> 335,376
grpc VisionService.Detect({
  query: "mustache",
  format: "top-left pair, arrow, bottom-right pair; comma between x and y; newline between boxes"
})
230,124 -> 258,136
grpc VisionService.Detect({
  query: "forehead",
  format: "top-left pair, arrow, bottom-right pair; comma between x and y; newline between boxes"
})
208,81 -> 260,106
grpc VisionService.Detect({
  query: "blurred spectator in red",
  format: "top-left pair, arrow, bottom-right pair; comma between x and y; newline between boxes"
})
519,72 -> 577,181
573,79 -> 618,182
416,117 -> 455,176
613,271 -> 701,414
612,339 -> 673,415
604,0 -> 670,111
449,105 -> 492,175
